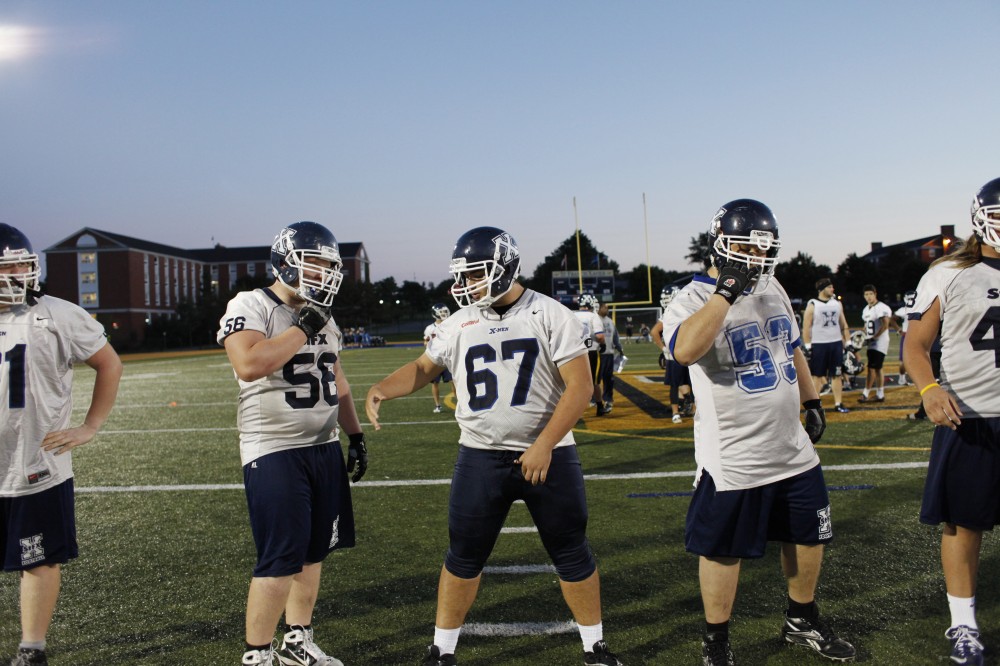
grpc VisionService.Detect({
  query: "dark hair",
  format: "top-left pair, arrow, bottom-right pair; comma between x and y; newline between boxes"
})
862,284 -> 877,294
815,277 -> 832,292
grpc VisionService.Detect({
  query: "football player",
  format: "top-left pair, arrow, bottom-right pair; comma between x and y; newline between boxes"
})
801,278 -> 851,413
424,303 -> 456,413
894,290 -> 917,386
597,303 -> 622,412
219,221 -> 368,666
365,227 -> 621,666
651,286 -> 694,424
905,177 -> 1000,666
1,224 -> 122,666
574,293 -> 607,415
661,200 -> 855,665
859,285 -> 892,403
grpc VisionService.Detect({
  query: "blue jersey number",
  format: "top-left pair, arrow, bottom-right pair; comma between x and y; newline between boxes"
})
282,352 -> 338,409
2,344 -> 26,408
726,315 -> 796,393
465,338 -> 540,411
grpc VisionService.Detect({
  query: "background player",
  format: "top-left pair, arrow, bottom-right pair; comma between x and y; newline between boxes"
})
574,294 -> 607,416
802,278 -> 851,413
859,285 -> 892,403
597,303 -> 622,413
651,286 -> 694,424
219,221 -> 368,666
1,223 -> 122,666
662,200 -> 855,665
905,177 -> 1000,666
894,290 -> 916,386
424,303 -> 456,413
365,226 -> 621,666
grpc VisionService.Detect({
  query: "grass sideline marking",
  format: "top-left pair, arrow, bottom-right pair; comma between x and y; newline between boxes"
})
483,564 -> 556,575
75,462 -> 928,494
463,621 -> 577,637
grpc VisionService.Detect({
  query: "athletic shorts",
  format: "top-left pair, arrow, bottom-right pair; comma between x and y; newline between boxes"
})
685,465 -> 833,559
921,417 -> 1000,530
587,351 -> 600,382
808,341 -> 844,379
664,360 -> 691,404
431,368 -> 453,384
867,348 -> 886,370
244,442 -> 355,577
446,445 -> 593,581
1,479 -> 77,572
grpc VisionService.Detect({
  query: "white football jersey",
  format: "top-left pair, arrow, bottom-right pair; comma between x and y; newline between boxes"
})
601,316 -> 616,353
661,276 -> 820,491
423,322 -> 439,343
894,305 -> 913,334
910,259 -> 1000,417
218,288 -> 343,466
573,310 -> 604,349
425,289 -> 587,451
809,298 -> 844,344
0,296 -> 108,497
862,301 -> 892,353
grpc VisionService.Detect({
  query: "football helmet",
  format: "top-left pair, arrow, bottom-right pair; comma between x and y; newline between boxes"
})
432,303 -> 451,320
849,330 -> 867,350
270,221 -> 343,307
708,199 -> 781,293
449,226 -> 521,309
903,290 -> 916,308
578,293 -> 599,310
660,285 -> 680,309
0,223 -> 41,307
971,177 -> 1000,251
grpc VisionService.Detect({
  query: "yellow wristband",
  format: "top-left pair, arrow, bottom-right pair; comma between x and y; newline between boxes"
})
919,382 -> 940,397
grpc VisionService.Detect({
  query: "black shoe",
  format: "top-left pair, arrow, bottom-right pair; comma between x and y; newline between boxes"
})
595,404 -> 607,416
781,614 -> 856,661
945,625 -> 984,665
421,645 -> 457,666
834,404 -> 849,414
584,640 -> 622,665
10,649 -> 48,666
702,633 -> 735,666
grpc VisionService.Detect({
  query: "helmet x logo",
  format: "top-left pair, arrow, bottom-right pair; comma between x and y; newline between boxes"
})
272,228 -> 296,255
492,232 -> 518,263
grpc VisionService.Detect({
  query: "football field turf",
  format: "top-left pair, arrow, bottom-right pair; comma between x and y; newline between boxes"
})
1,340 -> 995,665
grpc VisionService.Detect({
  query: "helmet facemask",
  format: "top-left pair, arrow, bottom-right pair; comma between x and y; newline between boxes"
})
0,251 -> 40,307
972,202 -> 1000,252
449,257 -> 512,309
278,248 -> 343,307
712,229 -> 781,293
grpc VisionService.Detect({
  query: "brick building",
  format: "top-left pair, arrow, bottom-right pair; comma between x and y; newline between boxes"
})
44,228 -> 369,348
861,224 -> 959,265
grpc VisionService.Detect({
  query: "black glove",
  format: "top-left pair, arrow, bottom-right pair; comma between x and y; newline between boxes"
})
803,344 -> 812,361
714,260 -> 760,305
347,432 -> 368,482
295,304 -> 331,338
803,399 -> 826,444
599,342 -> 607,354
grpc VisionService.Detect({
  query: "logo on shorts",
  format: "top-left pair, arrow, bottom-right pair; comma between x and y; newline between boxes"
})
817,505 -> 832,540
20,534 -> 44,567
329,516 -> 340,549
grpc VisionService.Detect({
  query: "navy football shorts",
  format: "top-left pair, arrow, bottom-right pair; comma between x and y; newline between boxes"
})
587,351 -> 600,383
1,479 -> 77,572
685,465 -> 833,559
431,368 -> 453,384
445,445 -> 595,582
244,442 -> 355,577
921,417 -> 1000,530
664,359 -> 691,404
808,341 -> 844,379
867,348 -> 886,370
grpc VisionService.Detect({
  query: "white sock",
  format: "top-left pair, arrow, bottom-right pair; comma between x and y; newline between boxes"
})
433,627 -> 461,655
18,641 -> 45,652
862,388 -> 870,398
876,389 -> 885,399
578,622 -> 603,653
948,593 -> 978,630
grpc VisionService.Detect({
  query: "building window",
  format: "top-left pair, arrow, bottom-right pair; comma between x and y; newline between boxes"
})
80,252 -> 96,264
247,262 -> 256,277
80,272 -> 97,284
82,293 -> 98,307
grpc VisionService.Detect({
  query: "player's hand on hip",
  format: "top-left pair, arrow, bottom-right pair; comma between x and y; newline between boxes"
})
42,424 -> 98,455
922,385 -> 963,430
514,445 -> 552,486
347,432 -> 369,482
365,385 -> 387,430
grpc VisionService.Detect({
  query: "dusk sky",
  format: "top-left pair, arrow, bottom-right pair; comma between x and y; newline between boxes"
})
3,1 -> 998,288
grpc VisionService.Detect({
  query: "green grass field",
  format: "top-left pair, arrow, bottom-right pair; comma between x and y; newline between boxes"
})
1,338 -> 995,665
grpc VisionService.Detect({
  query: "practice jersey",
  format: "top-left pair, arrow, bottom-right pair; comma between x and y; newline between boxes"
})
662,276 -> 819,491
218,288 -> 343,466
600,316 -> 616,354
862,301 -> 892,353
808,297 -> 844,344
0,296 -> 107,497
425,289 -> 587,451
573,310 -> 604,350
894,305 -> 913,334
423,321 -> 442,344
909,258 -> 1000,417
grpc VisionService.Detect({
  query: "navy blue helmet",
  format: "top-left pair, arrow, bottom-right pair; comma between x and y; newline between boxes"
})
708,199 -> 781,292
972,177 -> 1000,251
0,223 -> 41,307
449,226 -> 521,308
270,221 -> 343,307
